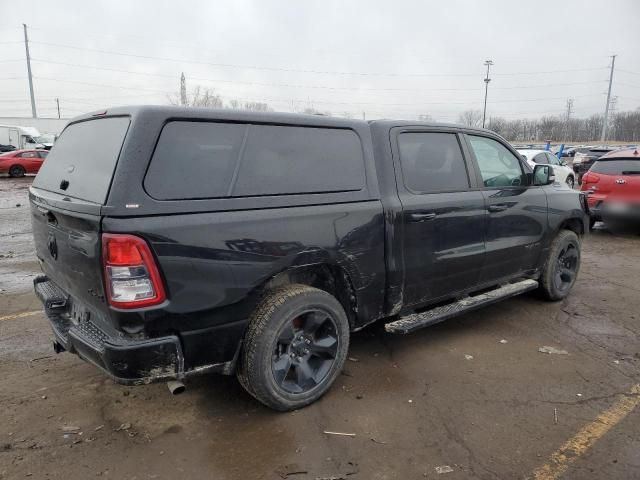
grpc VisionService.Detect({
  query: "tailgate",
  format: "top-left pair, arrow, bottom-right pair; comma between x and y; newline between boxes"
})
30,188 -> 106,316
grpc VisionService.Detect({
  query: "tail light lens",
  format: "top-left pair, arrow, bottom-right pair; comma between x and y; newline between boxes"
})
582,172 -> 600,184
102,233 -> 166,309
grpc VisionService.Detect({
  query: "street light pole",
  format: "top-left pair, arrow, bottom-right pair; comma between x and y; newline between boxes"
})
601,54 -> 616,143
23,23 -> 37,118
482,59 -> 493,129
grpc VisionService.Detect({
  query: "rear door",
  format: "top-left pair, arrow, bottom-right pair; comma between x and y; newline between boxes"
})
464,134 -> 548,283
18,151 -> 40,173
392,128 -> 486,307
30,116 -> 131,316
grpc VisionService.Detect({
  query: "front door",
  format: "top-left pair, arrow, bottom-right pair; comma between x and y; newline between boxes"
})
393,129 -> 487,308
464,134 -> 548,284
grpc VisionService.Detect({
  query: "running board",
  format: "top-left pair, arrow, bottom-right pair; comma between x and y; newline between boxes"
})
384,279 -> 539,334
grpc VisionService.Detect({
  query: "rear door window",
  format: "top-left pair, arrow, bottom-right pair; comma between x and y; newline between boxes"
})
533,153 -> 548,164
144,122 -> 246,200
231,125 -> 364,196
145,122 -> 365,199
33,117 -> 130,204
397,132 -> 469,193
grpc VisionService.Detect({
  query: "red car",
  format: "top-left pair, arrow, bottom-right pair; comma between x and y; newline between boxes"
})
0,149 -> 49,177
580,147 -> 640,228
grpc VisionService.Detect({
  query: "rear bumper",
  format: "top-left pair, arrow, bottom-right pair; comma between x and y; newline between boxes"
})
588,202 -> 640,222
34,276 -> 234,385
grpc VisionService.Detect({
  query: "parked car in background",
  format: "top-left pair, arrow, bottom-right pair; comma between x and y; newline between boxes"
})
0,144 -> 17,153
573,147 -> 613,184
30,106 -> 588,411
581,147 -> 640,229
559,147 -> 578,158
0,149 -> 49,177
518,149 -> 576,188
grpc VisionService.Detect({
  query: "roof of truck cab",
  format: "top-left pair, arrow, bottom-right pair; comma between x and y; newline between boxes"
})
367,119 -> 488,133
67,105 -> 369,129
66,106 -> 487,133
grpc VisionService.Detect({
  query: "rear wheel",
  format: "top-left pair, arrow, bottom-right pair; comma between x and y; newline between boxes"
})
539,230 -> 581,301
566,175 -> 575,189
9,165 -> 25,178
237,284 -> 350,411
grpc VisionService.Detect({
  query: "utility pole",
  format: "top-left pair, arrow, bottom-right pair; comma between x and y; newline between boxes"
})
23,23 -> 37,118
482,60 -> 493,129
564,98 -> 574,141
601,54 -> 616,143
180,72 -> 187,106
55,98 -> 61,119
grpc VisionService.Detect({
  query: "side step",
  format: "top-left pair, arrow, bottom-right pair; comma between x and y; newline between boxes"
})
384,279 -> 539,334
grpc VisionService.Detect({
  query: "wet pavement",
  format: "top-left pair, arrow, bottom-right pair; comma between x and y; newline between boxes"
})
1,176 -> 639,479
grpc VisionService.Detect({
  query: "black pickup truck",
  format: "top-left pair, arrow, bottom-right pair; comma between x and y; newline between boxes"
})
30,107 -> 589,410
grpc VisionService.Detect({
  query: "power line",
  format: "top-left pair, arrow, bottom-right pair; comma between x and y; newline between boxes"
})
30,60 -> 609,95
27,40 -> 614,80
617,69 -> 640,76
28,76 -> 608,108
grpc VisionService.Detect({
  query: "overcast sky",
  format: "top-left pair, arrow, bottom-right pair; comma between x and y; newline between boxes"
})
1,0 -> 639,121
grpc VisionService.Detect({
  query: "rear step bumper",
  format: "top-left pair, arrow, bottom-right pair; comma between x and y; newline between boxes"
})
385,279 -> 539,334
33,276 -> 212,386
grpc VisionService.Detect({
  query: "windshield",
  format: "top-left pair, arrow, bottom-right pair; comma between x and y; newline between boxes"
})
33,117 -> 130,204
35,134 -> 55,144
591,160 -> 640,175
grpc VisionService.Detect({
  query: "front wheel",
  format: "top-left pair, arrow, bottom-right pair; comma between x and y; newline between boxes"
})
237,284 -> 350,411
539,230 -> 581,301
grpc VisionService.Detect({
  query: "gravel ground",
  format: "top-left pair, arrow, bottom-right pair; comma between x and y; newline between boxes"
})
1,176 -> 639,480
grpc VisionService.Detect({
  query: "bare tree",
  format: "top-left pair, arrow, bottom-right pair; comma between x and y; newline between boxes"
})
487,117 -> 508,136
243,101 -> 270,112
168,85 -> 224,108
457,110 -> 483,128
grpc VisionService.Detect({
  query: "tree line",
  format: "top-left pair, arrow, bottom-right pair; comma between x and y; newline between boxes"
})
456,109 -> 640,143
170,80 -> 639,143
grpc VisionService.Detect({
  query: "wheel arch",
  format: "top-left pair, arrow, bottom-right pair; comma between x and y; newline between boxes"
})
557,217 -> 584,237
260,263 -> 358,329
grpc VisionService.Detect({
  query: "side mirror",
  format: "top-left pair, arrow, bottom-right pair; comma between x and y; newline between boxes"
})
533,164 -> 556,186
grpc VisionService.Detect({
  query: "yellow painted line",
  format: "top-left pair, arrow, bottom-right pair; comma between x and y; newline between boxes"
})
533,384 -> 640,480
0,310 -> 42,322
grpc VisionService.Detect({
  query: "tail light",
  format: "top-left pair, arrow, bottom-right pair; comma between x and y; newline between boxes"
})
582,172 -> 600,185
102,233 -> 166,309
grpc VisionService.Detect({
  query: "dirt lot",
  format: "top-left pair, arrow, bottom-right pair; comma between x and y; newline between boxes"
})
1,176 -> 639,480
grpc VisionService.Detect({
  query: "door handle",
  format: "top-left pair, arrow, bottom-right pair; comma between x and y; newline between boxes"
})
408,212 -> 437,222
487,204 -> 508,213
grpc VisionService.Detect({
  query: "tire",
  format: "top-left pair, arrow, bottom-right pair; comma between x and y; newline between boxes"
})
237,284 -> 350,411
9,165 -> 25,178
566,176 -> 575,189
589,217 -> 596,230
539,230 -> 581,301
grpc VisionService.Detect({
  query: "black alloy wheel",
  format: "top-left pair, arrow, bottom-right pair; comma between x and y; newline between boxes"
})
271,310 -> 339,394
